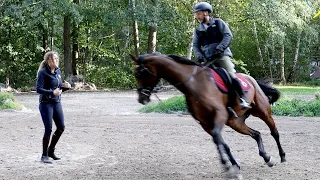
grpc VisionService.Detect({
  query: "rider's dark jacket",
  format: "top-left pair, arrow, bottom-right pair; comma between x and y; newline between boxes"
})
193,17 -> 233,60
36,65 -> 68,103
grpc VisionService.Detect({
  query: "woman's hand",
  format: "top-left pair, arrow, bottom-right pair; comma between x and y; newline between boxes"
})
53,88 -> 62,96
63,81 -> 71,88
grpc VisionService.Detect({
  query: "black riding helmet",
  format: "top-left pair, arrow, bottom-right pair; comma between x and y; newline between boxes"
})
193,2 -> 213,14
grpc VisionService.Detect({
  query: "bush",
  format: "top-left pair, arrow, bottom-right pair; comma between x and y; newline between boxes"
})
271,98 -> 320,117
0,92 -> 23,110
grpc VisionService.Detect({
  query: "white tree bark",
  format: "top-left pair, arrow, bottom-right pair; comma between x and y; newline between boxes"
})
131,0 -> 140,56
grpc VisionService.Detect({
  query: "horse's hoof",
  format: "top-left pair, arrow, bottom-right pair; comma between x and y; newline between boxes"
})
227,165 -> 241,179
234,174 -> 244,180
266,156 -> 274,167
281,157 -> 287,163
223,163 -> 232,172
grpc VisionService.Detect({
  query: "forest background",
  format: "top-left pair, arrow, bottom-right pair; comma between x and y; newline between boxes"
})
1,0 -> 320,90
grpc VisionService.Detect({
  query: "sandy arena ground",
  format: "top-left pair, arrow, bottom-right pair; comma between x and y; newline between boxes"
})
0,91 -> 320,180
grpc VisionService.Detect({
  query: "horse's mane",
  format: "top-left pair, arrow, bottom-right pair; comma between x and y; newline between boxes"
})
167,54 -> 198,66
138,53 -> 198,66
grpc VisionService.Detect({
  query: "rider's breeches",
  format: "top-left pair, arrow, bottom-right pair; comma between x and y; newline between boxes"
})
213,56 -> 237,79
39,102 -> 65,137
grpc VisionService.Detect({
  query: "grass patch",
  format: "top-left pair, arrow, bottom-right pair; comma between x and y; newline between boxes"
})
139,96 -> 187,114
140,92 -> 320,117
0,92 -> 24,110
272,98 -> 320,117
276,86 -> 320,95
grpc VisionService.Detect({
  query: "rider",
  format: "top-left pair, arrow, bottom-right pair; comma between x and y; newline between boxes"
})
192,2 -> 251,109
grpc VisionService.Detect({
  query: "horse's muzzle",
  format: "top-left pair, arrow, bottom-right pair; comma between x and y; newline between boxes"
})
138,94 -> 150,105
137,88 -> 152,105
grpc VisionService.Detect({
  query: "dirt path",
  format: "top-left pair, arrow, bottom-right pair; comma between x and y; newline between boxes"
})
0,91 -> 320,180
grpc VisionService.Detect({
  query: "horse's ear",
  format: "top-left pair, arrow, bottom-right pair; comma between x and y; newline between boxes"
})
129,54 -> 138,63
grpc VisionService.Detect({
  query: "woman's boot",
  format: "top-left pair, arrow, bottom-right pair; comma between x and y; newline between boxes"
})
41,135 -> 52,163
48,129 -> 63,160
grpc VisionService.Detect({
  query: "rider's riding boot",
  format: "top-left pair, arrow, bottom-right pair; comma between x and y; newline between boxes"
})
232,77 -> 251,109
48,129 -> 63,160
41,135 -> 52,163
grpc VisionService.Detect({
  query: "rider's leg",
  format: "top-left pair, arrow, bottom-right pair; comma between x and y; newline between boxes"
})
215,56 -> 251,109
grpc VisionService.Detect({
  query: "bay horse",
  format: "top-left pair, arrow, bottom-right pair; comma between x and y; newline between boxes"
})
130,54 -> 286,178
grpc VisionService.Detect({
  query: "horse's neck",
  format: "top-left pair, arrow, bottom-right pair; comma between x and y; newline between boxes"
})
156,60 -> 194,93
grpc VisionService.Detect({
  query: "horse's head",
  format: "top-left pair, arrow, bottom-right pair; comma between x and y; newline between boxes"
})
130,54 -> 160,105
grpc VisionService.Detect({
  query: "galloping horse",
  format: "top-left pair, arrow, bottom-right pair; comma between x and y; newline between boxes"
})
130,54 -> 286,178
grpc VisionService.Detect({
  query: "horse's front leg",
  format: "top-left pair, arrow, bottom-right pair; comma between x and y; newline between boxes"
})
211,125 -> 242,179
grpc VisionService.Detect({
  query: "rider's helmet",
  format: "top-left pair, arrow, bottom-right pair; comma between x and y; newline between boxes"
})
193,2 -> 213,14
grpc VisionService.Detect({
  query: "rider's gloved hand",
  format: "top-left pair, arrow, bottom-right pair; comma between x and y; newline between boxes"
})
215,47 -> 224,57
197,55 -> 206,64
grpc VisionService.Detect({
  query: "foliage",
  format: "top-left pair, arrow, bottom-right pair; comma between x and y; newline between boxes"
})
0,0 -> 320,89
272,98 -> 320,117
0,92 -> 23,110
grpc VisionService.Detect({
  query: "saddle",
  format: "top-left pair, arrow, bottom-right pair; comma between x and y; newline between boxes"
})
209,65 -> 251,118
210,68 -> 250,93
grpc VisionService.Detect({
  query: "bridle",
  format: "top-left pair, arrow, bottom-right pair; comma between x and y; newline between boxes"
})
136,56 -> 157,98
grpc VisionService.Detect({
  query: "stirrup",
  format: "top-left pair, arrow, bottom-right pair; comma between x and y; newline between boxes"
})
239,98 -> 251,109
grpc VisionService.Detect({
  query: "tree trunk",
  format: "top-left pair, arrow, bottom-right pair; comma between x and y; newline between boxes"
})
72,25 -> 79,75
266,45 -> 273,83
187,17 -> 196,60
253,21 -> 264,65
121,26 -> 130,59
280,41 -> 286,84
147,24 -> 157,54
50,15 -> 54,50
270,36 -> 275,82
63,15 -> 72,78
5,26 -> 12,88
83,46 -> 89,83
187,31 -> 194,60
131,0 -> 140,56
42,5 -> 48,52
71,0 -> 79,76
42,28 -> 48,52
287,30 -> 302,82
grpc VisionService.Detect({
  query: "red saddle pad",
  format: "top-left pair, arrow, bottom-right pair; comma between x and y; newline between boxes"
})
211,69 -> 250,93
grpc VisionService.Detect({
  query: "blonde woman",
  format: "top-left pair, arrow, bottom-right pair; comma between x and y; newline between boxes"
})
36,51 -> 71,163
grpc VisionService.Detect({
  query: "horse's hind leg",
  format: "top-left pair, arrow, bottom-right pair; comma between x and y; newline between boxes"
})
227,115 -> 274,167
252,110 -> 286,163
271,126 -> 286,162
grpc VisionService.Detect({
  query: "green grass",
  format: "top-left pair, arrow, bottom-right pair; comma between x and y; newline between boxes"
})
139,96 -> 187,114
272,98 -> 320,117
139,87 -> 320,117
276,86 -> 320,95
0,92 -> 24,110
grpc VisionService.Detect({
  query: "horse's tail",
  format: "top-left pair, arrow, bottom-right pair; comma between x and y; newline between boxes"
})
245,75 -> 280,104
256,80 -> 280,104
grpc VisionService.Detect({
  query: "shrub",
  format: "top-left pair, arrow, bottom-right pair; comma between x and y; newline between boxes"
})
0,92 -> 23,110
